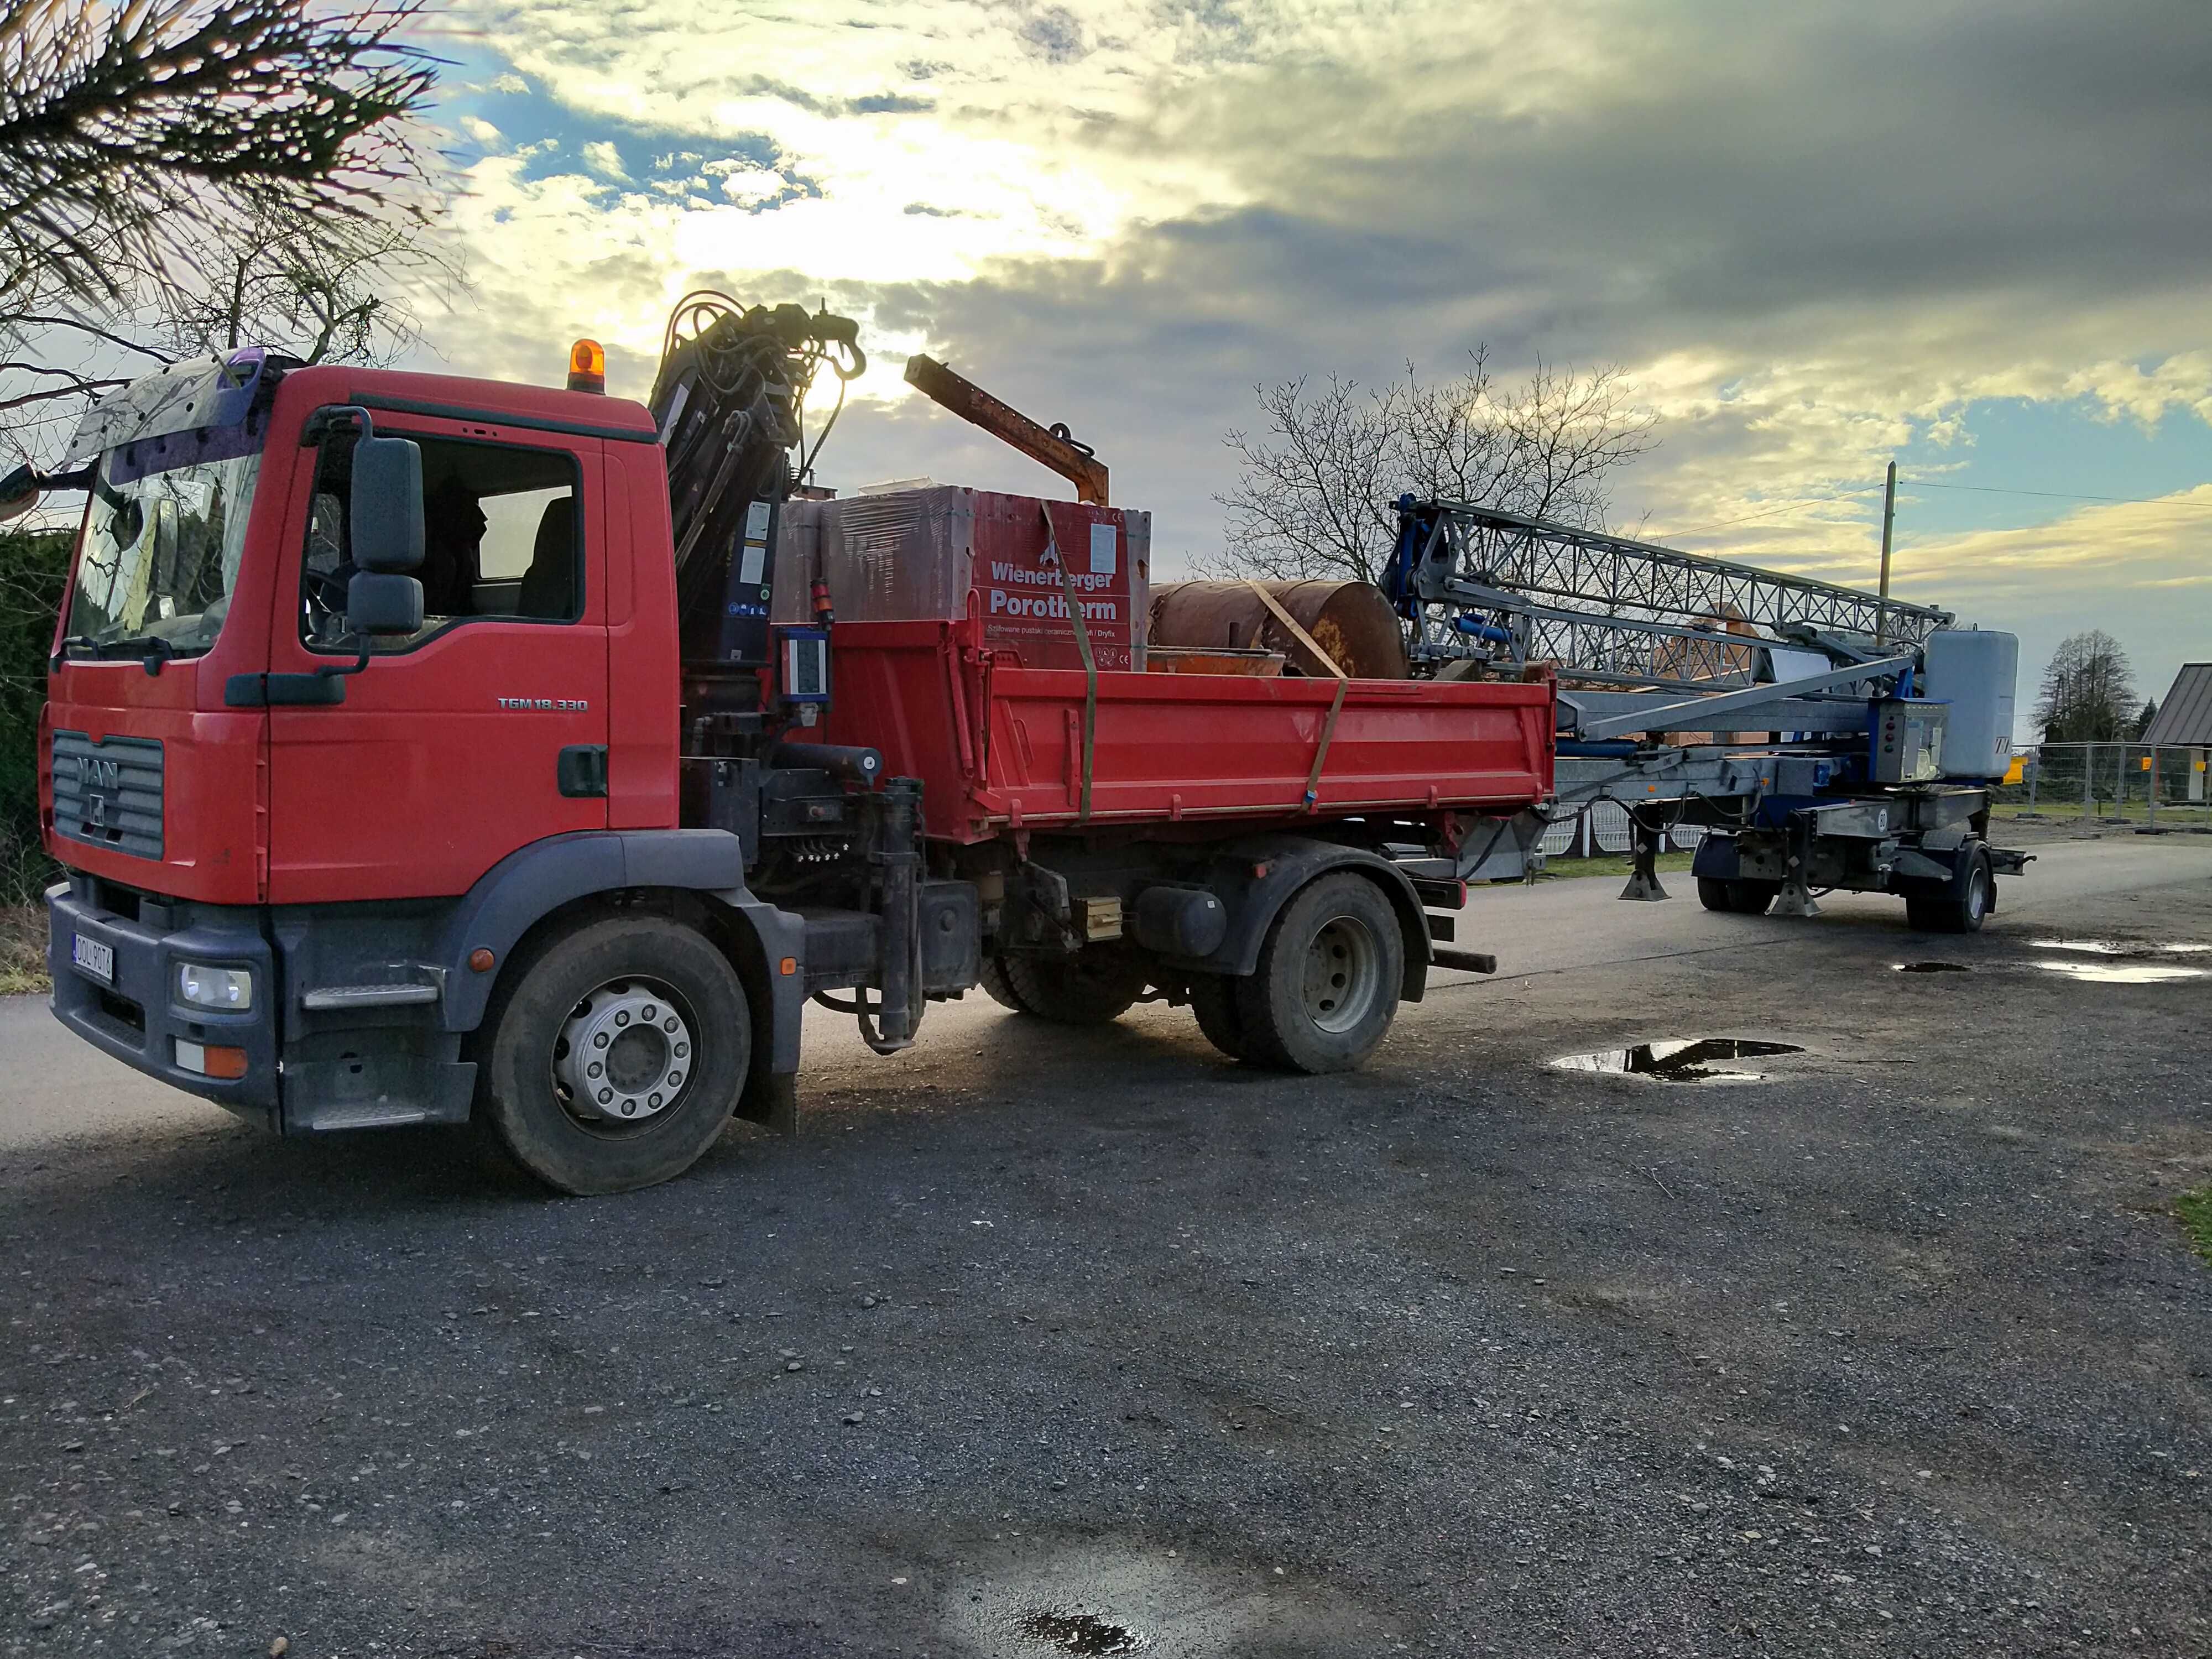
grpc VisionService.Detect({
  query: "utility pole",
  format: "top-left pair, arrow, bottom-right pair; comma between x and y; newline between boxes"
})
1875,460 -> 1896,646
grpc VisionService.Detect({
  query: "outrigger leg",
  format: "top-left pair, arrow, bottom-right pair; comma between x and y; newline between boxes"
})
1620,820 -> 1670,902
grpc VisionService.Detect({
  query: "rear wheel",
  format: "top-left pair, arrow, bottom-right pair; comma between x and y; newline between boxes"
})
1698,878 -> 1780,914
1731,879 -> 1781,915
1187,975 -> 1249,1061
1235,872 -> 1404,1073
474,915 -> 748,1196
1909,846 -> 1992,935
998,952 -> 1147,1025
977,955 -> 1032,1013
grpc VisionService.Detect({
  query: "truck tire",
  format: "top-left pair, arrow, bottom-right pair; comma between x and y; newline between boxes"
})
1234,871 -> 1404,1073
977,955 -> 1034,1014
1697,878 -> 1780,914
1907,846 -> 1992,935
1730,879 -> 1781,915
999,952 -> 1147,1025
474,915 -> 749,1196
1187,974 -> 1249,1061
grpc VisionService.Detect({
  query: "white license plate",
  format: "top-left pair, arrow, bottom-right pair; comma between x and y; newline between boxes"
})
71,933 -> 114,984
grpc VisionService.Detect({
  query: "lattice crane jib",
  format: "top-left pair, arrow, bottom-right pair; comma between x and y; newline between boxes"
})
1384,499 -> 1953,692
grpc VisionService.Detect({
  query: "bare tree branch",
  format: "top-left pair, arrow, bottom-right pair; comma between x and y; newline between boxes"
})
0,372 -> 127,412
150,204 -> 462,367
12,315 -> 174,363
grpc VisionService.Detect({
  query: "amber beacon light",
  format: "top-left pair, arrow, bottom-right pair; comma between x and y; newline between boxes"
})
566,338 -> 607,394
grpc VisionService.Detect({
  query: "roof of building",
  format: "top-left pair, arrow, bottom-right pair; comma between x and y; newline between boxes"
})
2143,662 -> 2212,746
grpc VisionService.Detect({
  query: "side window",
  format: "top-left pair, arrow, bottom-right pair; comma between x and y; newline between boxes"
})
301,432 -> 583,652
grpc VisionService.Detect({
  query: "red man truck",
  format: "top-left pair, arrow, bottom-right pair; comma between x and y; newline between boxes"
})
11,302 -> 1552,1194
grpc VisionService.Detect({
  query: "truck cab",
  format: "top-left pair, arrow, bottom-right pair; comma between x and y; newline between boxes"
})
40,352 -> 802,1174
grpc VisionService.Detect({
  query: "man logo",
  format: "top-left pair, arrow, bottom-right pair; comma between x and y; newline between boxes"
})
76,754 -> 120,830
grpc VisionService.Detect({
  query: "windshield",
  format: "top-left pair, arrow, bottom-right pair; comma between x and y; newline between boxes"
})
65,447 -> 263,659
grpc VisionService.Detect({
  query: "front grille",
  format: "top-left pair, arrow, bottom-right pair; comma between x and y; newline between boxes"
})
50,731 -> 164,860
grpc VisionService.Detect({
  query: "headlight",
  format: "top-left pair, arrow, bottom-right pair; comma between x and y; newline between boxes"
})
176,962 -> 253,1011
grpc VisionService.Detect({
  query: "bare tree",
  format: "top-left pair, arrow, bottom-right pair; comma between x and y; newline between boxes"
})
2034,629 -> 2137,743
1,0 -> 437,306
1212,350 -> 1659,585
0,210 -> 459,472
155,206 -> 458,366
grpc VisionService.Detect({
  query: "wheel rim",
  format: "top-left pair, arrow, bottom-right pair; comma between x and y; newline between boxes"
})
552,977 -> 695,1131
1301,913 -> 1383,1034
1968,865 -> 1989,920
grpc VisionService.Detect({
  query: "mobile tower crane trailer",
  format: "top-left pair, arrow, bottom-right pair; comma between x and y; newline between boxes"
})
14,311 -> 1551,1194
1384,499 -> 2030,930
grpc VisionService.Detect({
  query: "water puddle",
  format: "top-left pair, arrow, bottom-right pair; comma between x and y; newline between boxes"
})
2030,959 -> 2208,985
946,1544 -> 1376,1657
1019,1611 -> 1146,1655
1551,1038 -> 1804,1083
1895,962 -> 1970,974
2029,939 -> 2210,956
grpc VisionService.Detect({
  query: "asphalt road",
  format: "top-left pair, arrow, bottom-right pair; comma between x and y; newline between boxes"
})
3,834 -> 2210,1657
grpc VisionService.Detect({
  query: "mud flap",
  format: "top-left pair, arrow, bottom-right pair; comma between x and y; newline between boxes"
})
735,1070 -> 798,1135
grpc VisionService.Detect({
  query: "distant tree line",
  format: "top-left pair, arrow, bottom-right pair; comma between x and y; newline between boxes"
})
0,528 -> 71,904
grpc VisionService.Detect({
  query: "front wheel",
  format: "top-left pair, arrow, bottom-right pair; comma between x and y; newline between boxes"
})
1235,872 -> 1405,1073
475,915 -> 749,1195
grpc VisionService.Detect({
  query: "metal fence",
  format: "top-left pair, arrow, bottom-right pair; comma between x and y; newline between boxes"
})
1540,800 -> 1708,861
1991,741 -> 2212,832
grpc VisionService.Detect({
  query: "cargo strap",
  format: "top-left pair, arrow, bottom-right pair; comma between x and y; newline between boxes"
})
1244,580 -> 1348,811
1043,504 -> 1098,821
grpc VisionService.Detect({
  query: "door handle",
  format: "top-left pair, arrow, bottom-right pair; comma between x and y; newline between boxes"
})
559,745 -> 609,798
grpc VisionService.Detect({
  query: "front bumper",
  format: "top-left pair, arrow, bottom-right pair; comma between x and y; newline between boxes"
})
45,878 -> 280,1128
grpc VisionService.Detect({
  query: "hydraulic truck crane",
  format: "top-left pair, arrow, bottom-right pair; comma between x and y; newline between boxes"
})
13,307 -> 1552,1194
1383,500 -> 2030,931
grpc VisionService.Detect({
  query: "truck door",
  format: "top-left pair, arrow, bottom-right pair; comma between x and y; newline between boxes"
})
264,421 -> 612,905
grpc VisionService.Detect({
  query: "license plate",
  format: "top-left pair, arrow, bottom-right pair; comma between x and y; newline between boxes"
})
71,933 -> 114,984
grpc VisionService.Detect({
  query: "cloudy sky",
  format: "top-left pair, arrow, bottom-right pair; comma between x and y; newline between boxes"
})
408,0 -> 2211,714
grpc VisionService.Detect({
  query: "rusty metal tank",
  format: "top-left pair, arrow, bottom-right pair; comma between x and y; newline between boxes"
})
1147,580 -> 1408,679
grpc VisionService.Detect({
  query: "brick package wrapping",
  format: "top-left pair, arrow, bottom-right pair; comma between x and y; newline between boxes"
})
775,486 -> 1150,670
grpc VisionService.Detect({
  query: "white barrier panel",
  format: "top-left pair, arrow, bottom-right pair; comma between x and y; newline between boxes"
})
1589,800 -> 1633,853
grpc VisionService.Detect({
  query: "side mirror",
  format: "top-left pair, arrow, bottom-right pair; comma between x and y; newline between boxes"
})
345,571 -> 424,637
0,463 -> 39,525
351,435 -> 424,573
